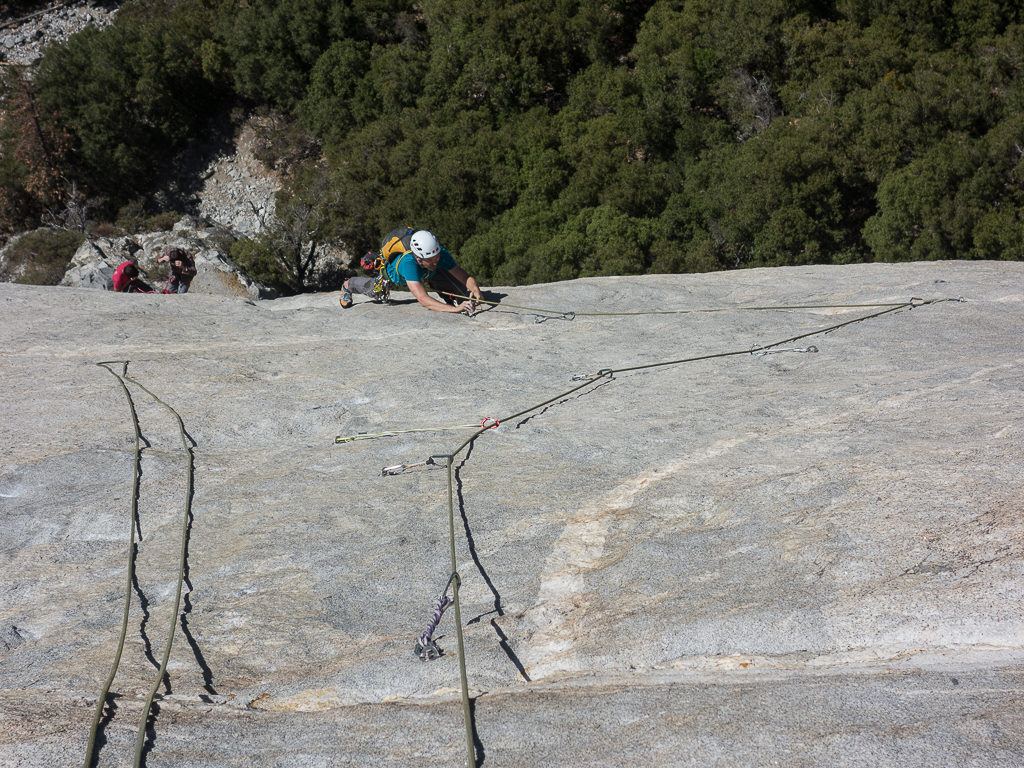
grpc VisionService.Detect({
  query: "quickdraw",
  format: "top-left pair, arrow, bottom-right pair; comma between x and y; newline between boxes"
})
380,455 -> 446,477
570,368 -> 614,382
534,311 -> 575,324
336,417 -> 500,445
414,581 -> 456,661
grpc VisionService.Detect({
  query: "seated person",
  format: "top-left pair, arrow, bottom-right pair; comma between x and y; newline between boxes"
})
112,261 -> 153,293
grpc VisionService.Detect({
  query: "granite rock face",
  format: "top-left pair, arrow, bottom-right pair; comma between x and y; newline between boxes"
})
0,261 -> 1021,767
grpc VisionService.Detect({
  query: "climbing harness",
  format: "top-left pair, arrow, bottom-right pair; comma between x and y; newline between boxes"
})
336,417 -> 499,445
363,226 -> 467,305
372,226 -> 416,302
415,574 -> 458,661
86,362 -> 195,768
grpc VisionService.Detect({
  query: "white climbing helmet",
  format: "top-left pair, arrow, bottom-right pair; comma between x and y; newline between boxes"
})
410,230 -> 441,260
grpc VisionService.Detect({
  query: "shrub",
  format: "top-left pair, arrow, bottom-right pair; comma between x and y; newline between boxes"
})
114,199 -> 182,233
1,228 -> 84,285
230,237 -> 292,294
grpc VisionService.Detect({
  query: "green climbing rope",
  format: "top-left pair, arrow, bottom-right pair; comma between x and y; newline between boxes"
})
84,362 -> 143,768
85,361 -> 195,768
591,299 -> 936,378
448,292 -> 919,322
119,369 -> 196,767
443,455 -> 475,768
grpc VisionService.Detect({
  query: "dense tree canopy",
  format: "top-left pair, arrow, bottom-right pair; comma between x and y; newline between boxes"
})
2,0 -> 1022,284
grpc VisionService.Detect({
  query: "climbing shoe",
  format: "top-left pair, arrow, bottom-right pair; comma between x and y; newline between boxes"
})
339,287 -> 353,308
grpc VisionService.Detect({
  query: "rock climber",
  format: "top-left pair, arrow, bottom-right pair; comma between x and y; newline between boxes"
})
339,228 -> 482,314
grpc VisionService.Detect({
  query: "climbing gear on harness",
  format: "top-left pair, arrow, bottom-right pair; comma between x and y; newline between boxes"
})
339,286 -> 353,308
362,226 -> 420,303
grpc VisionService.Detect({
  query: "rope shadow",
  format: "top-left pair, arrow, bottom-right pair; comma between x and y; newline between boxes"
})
454,444 -> 530,683
130,546 -> 166,693
133,432 -> 150,540
86,692 -> 119,768
139,701 -> 161,765
469,697 -> 486,767
513,375 -> 615,431
179,456 -> 217,700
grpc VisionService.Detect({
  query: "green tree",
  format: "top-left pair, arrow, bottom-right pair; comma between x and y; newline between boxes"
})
33,2 -> 223,205
268,160 -> 341,290
8,0 -> 1023,282
864,118 -> 1024,261
0,71 -> 69,231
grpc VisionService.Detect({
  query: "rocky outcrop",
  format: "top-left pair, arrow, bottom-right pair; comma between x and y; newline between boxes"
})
193,119 -> 282,237
0,1 -> 118,67
59,216 -> 275,299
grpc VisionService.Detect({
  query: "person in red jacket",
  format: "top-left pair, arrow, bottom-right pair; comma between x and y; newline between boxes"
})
111,261 -> 153,293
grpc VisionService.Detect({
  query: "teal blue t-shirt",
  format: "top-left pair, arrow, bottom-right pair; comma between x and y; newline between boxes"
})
385,247 -> 456,287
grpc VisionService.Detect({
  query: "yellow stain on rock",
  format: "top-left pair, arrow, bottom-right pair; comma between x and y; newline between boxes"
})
249,688 -> 343,712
